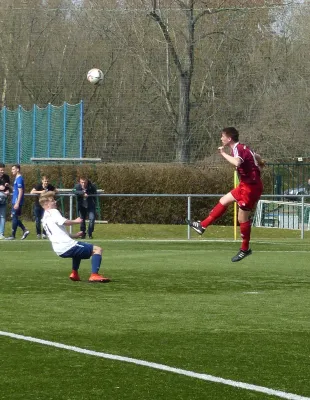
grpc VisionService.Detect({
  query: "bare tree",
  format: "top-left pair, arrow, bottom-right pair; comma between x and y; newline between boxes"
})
148,0 -> 276,162
3,1 -> 310,164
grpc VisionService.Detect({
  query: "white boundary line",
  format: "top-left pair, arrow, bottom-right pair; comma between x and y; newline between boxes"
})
0,238 -> 309,245
0,331 -> 309,400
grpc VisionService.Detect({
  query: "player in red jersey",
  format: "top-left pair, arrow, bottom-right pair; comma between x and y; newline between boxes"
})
189,127 -> 265,262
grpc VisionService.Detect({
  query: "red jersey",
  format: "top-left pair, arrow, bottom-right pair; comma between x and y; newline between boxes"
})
232,142 -> 261,184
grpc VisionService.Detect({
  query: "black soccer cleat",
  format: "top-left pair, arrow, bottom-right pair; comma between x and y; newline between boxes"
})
231,248 -> 252,262
21,230 -> 30,240
189,220 -> 205,235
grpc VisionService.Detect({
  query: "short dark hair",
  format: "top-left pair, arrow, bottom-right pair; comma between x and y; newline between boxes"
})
0,163 -> 5,168
12,164 -> 21,170
222,127 -> 239,142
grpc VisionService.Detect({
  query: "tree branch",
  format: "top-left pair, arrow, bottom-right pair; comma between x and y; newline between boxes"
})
149,10 -> 184,75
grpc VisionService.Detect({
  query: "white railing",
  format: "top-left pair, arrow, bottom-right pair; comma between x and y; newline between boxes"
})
25,192 -> 310,239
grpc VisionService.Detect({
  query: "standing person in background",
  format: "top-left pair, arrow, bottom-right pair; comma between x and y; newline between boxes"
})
74,177 -> 97,239
31,175 -> 57,239
0,163 -> 11,239
40,191 -> 110,283
189,127 -> 265,262
6,164 -> 30,240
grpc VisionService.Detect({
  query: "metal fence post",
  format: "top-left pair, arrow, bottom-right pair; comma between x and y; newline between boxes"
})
69,194 -> 73,234
2,106 -> 6,163
32,104 -> 36,158
301,196 -> 304,239
79,100 -> 84,158
17,105 -> 21,163
63,101 -> 67,158
47,103 -> 51,157
187,196 -> 191,240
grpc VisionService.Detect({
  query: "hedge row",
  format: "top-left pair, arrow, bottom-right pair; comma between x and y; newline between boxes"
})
5,163 -> 273,225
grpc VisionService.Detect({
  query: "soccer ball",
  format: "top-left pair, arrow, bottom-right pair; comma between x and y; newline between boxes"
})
87,68 -> 104,85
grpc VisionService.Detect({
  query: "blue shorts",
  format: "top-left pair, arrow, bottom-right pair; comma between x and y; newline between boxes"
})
60,242 -> 93,259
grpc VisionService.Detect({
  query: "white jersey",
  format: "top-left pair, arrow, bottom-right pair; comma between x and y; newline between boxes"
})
41,208 -> 77,255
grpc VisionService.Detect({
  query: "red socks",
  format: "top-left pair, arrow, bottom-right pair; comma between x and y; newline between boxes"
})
200,203 -> 251,251
201,202 -> 227,228
240,220 -> 251,251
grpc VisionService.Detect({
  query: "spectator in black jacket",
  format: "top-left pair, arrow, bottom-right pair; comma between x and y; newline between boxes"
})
74,177 -> 97,239
0,163 -> 10,239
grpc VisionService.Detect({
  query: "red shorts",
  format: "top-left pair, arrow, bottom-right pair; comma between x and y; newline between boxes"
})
230,181 -> 263,210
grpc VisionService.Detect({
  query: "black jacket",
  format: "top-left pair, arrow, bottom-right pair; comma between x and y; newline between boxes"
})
0,174 -> 10,205
74,181 -> 97,209
0,174 -> 10,191
33,183 -> 56,205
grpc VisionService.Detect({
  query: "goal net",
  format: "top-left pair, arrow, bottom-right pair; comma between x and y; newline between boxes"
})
253,200 -> 310,230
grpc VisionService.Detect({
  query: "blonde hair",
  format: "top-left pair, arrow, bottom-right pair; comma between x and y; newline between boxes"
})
39,191 -> 55,207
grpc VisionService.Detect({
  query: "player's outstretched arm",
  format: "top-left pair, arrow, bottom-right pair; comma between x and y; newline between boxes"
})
69,230 -> 84,239
64,217 -> 83,226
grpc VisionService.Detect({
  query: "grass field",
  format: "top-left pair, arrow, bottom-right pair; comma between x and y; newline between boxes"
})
1,224 -> 310,400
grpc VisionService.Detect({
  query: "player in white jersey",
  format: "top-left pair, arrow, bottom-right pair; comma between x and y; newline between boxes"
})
39,191 -> 110,283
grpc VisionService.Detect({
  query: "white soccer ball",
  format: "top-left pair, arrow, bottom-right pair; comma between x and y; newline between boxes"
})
87,68 -> 104,85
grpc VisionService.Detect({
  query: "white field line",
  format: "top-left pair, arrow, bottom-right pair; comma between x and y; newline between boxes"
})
0,331 -> 309,400
1,247 -> 309,254
0,238 -> 309,246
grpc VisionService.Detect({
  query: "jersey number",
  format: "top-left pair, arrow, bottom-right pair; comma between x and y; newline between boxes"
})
43,223 -> 52,236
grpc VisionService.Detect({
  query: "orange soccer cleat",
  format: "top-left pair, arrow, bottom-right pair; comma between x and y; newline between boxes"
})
88,273 -> 110,283
69,271 -> 81,281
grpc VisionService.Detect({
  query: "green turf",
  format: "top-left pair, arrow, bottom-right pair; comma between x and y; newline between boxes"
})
3,221 -> 310,241
0,225 -> 310,399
